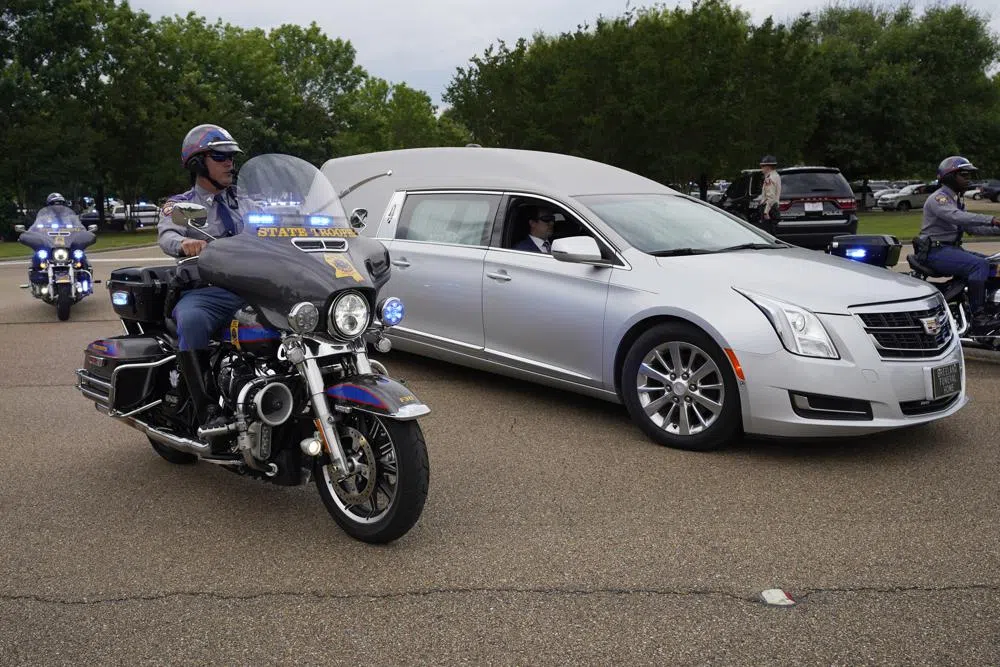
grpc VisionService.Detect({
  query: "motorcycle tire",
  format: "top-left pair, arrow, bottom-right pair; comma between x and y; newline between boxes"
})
149,436 -> 198,465
56,285 -> 72,321
315,413 -> 429,544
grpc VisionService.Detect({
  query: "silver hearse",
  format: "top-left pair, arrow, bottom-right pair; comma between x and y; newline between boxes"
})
321,147 -> 966,450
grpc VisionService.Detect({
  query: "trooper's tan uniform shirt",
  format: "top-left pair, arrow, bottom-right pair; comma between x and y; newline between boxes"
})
761,170 -> 781,218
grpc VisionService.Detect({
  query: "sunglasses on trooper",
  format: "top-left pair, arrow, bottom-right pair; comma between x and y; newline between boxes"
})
207,152 -> 236,163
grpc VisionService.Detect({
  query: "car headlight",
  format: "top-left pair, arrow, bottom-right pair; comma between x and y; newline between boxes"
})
53,248 -> 69,262
328,291 -> 369,340
736,289 -> 839,359
288,302 -> 319,333
378,297 -> 405,327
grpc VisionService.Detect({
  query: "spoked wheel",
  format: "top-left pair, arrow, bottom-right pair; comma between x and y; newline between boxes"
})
622,323 -> 741,451
315,412 -> 429,544
56,284 -> 72,321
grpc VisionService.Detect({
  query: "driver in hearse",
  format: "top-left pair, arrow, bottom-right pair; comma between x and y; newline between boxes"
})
157,123 -> 250,431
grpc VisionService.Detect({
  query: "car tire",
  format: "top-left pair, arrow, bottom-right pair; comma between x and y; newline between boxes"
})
621,322 -> 741,451
971,193 -> 981,200
897,201 -> 911,212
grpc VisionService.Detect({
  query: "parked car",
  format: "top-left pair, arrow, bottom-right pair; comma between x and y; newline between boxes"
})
979,180 -> 1000,203
318,147 -> 966,451
850,181 -> 877,210
716,166 -> 858,249
80,202 -> 160,231
877,182 -> 937,211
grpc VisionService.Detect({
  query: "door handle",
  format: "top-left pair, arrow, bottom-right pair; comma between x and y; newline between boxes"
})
486,271 -> 512,282
391,259 -> 411,268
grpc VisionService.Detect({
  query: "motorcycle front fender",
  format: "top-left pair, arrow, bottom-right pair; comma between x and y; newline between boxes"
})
325,374 -> 429,420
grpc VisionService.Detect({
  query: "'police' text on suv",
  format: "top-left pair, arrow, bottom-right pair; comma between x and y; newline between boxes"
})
716,166 -> 859,250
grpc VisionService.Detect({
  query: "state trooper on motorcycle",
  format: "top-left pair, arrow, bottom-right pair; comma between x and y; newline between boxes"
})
914,156 -> 1000,334
157,123 -> 250,431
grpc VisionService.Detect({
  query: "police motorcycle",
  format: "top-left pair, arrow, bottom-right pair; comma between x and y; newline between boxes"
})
75,154 -> 430,544
16,205 -> 98,320
827,233 -> 1000,350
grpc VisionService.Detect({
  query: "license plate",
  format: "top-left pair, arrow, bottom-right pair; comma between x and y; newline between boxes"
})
931,362 -> 961,399
55,276 -> 71,284
804,202 -> 824,212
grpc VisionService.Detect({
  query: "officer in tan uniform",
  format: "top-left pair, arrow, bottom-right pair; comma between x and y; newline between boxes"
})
758,155 -> 781,226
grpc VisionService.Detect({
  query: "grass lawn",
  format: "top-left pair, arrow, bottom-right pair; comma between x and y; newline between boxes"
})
857,201 -> 998,241
0,230 -> 157,259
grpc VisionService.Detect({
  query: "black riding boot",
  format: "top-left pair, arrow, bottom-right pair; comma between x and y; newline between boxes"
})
177,349 -> 223,428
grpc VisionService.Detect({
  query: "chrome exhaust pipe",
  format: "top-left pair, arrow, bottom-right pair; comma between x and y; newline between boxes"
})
117,414 -> 212,456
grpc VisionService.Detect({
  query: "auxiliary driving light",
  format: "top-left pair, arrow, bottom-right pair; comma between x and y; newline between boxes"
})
379,297 -> 405,327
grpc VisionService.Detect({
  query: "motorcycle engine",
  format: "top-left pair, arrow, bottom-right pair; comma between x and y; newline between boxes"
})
218,353 -> 257,410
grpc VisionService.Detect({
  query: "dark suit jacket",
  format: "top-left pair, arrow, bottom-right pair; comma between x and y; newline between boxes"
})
513,237 -> 545,253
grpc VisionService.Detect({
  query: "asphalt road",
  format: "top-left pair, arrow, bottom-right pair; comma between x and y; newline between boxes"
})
0,247 -> 997,665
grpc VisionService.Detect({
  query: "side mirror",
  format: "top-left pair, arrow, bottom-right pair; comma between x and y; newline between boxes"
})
349,208 -> 368,231
87,225 -> 97,233
14,224 -> 25,234
171,202 -> 208,229
551,236 -> 608,265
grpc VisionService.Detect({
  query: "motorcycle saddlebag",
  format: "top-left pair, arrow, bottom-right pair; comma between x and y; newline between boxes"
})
826,234 -> 901,269
108,265 -> 174,322
83,336 -> 171,411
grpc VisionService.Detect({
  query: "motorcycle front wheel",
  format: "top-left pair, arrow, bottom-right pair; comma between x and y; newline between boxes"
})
56,284 -> 72,321
315,412 -> 429,544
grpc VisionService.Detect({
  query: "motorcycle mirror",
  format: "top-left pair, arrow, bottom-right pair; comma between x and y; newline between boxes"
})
171,202 -> 208,229
349,208 -> 368,230
87,225 -> 97,233
14,224 -> 25,234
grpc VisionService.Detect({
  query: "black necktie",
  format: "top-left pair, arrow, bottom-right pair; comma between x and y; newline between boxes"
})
542,240 -> 551,253
214,194 -> 237,237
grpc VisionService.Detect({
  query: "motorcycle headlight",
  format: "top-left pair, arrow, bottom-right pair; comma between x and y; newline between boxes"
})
53,248 -> 69,262
736,289 -> 839,359
378,297 -> 405,327
288,302 -> 319,333
328,292 -> 369,340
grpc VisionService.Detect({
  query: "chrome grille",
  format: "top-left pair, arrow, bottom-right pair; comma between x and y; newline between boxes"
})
857,302 -> 952,359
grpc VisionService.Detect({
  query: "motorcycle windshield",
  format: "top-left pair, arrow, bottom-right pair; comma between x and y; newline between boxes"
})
21,205 -> 95,251
237,154 -> 351,236
31,205 -> 86,232
200,154 -> 388,333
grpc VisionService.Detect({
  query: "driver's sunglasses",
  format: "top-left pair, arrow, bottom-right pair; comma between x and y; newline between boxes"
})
536,214 -> 556,223
207,152 -> 235,163
957,170 -> 974,178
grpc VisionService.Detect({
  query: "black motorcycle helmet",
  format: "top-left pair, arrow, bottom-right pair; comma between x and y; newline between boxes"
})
937,156 -> 977,193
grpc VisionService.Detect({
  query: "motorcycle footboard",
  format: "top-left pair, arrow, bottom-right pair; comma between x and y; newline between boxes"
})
325,375 -> 429,420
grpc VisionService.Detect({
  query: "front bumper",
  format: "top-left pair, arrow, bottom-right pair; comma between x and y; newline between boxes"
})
736,310 -> 966,438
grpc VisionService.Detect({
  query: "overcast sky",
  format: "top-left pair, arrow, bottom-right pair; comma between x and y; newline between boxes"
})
130,0 -> 1000,107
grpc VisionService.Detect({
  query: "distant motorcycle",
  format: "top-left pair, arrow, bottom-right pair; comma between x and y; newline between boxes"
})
75,154 -> 430,544
16,205 -> 98,320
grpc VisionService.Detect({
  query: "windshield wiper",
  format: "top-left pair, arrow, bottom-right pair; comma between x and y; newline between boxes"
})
716,242 -> 789,252
809,188 -> 836,192
648,248 -> 717,257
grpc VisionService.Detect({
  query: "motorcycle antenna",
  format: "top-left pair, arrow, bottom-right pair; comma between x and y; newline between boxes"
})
339,170 -> 392,198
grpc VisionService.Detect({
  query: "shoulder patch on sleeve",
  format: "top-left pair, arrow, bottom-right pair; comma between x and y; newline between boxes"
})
935,195 -> 949,204
161,202 -> 174,216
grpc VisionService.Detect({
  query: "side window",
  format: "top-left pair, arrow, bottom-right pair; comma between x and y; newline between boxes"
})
727,176 -> 748,199
396,193 -> 500,246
